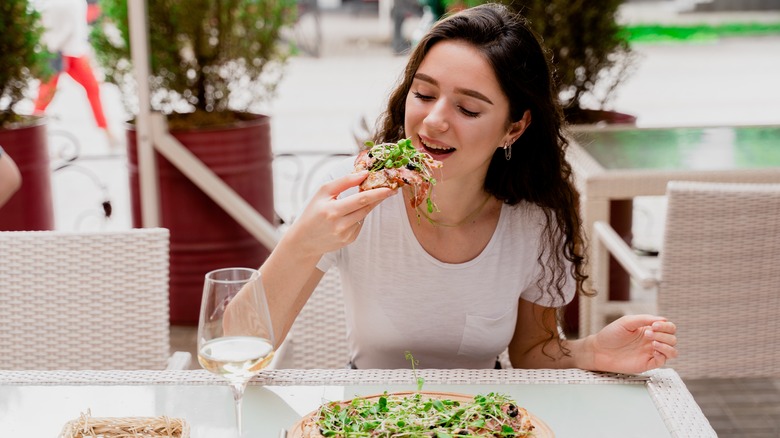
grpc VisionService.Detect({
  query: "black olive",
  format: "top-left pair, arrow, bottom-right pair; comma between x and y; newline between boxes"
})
507,403 -> 519,417
368,152 -> 373,158
406,163 -> 416,170
457,430 -> 470,435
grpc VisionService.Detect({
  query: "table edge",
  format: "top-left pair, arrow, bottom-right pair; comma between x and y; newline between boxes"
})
0,368 -> 716,437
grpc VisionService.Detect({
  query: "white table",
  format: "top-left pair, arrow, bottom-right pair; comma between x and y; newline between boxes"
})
0,368 -> 714,437
568,124 -> 780,336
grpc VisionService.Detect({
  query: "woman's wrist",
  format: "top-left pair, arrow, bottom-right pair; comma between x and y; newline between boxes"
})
280,222 -> 325,262
568,335 -> 600,371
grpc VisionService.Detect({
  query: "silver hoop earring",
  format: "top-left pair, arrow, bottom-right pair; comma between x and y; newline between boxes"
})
504,142 -> 512,161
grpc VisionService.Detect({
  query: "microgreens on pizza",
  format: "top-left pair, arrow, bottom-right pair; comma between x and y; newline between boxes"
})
301,391 -> 535,437
354,138 -> 442,213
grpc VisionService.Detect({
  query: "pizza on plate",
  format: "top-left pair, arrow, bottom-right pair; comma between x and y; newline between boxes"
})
290,391 -> 552,437
354,138 -> 442,212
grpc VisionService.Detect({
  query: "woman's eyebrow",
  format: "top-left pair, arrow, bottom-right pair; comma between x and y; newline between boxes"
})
414,72 -> 438,86
413,73 -> 494,105
456,87 -> 493,105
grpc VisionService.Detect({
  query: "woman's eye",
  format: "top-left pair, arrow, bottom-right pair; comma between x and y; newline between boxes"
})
459,107 -> 480,118
412,91 -> 434,101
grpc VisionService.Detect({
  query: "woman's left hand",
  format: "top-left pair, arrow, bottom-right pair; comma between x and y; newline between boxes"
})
588,315 -> 678,374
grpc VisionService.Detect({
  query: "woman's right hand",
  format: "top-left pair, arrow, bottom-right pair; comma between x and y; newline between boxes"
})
285,170 -> 395,257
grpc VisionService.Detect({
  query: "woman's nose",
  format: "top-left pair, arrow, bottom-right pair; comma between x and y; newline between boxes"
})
423,100 -> 449,132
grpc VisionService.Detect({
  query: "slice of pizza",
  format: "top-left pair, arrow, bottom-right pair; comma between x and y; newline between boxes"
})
294,391 -> 546,437
354,138 -> 442,212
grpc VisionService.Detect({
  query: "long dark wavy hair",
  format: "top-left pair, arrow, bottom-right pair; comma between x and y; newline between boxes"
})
375,2 -> 590,353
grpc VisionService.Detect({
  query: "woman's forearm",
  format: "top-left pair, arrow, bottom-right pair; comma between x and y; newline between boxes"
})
258,226 -> 325,346
512,314 -> 677,374
510,336 -> 596,370
0,151 -> 22,206
256,172 -> 393,347
509,299 -> 600,370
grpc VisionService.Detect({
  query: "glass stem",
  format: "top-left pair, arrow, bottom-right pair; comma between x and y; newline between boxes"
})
229,381 -> 248,437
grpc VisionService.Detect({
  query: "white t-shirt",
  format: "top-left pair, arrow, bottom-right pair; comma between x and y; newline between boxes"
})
316,158 -> 575,369
35,0 -> 89,57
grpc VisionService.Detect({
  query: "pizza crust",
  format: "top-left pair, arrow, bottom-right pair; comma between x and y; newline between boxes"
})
289,391 -> 554,437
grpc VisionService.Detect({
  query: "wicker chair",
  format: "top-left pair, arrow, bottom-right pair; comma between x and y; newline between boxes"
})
0,228 -> 191,370
592,181 -> 780,378
273,268 -> 350,369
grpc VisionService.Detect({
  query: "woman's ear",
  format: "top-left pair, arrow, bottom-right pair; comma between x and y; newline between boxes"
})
507,110 -> 532,144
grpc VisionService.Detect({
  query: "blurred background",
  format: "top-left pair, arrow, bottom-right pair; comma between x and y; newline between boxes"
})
9,0 -> 777,237
1,0 -> 779,435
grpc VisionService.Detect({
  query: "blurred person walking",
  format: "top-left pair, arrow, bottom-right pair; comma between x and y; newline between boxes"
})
391,0 -> 423,54
33,0 -> 117,147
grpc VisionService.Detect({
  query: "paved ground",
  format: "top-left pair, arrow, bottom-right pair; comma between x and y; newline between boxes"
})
25,3 -> 780,436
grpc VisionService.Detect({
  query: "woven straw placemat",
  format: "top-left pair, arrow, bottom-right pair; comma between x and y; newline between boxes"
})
59,410 -> 189,438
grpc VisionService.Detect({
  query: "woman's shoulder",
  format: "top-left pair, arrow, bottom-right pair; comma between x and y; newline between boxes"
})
500,201 -> 549,244
504,200 -> 547,225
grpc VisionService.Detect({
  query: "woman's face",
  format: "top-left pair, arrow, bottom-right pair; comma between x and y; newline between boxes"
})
404,40 -> 517,185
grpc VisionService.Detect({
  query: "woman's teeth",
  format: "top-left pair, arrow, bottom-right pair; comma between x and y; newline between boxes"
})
421,139 -> 455,154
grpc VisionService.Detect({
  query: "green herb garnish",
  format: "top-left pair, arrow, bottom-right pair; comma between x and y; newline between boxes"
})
405,351 -> 424,392
313,352 -> 531,436
314,391 -> 529,436
364,138 -> 439,214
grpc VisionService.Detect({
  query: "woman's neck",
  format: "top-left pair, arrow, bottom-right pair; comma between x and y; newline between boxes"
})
403,183 -> 502,263
406,184 -> 497,228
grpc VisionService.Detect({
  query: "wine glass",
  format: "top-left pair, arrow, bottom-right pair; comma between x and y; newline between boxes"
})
197,267 -> 276,436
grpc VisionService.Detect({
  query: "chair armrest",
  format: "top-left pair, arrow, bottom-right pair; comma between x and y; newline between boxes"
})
593,221 -> 659,289
165,351 -> 193,370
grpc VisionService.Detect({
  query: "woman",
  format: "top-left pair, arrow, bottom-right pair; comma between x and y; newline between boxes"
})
259,3 -> 677,371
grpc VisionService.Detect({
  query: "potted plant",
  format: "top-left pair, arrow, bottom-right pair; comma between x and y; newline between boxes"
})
0,0 -> 56,231
441,0 -> 636,125
91,0 -> 296,323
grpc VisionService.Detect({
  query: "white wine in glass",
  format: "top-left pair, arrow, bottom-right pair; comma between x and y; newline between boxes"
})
197,267 -> 276,436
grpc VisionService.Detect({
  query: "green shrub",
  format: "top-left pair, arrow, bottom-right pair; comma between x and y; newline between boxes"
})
443,0 -> 635,123
90,0 -> 297,129
0,0 -> 52,128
